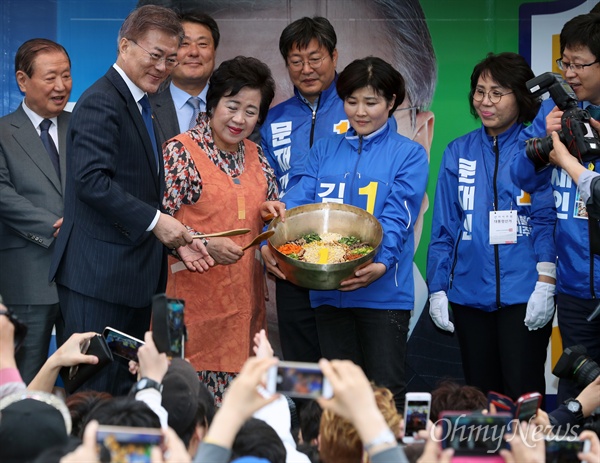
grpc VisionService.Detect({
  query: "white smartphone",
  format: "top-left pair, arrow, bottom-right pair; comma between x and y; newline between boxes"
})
266,361 -> 333,399
403,392 -> 432,443
102,327 -> 145,362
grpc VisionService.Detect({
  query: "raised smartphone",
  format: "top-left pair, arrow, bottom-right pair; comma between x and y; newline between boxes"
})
514,392 -> 542,421
545,435 -> 591,463
96,425 -> 162,463
403,392 -> 431,443
440,411 -> 512,458
266,361 -> 333,399
102,327 -> 144,362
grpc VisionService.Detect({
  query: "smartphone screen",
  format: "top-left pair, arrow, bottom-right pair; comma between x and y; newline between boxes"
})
103,327 -> 144,362
97,425 -> 162,463
440,412 -> 511,456
267,361 -> 332,399
166,299 -> 185,358
404,397 -> 431,437
516,396 -> 541,421
545,437 -> 584,463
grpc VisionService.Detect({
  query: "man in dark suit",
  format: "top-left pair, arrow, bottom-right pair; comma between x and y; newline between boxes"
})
50,5 -> 212,395
150,10 -> 219,144
0,39 -> 72,383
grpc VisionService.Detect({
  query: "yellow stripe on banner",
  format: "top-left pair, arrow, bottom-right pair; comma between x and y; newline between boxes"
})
237,195 -> 245,220
550,325 -> 564,370
552,34 -> 561,73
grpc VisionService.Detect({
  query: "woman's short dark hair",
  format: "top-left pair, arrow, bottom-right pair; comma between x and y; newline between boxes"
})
336,56 -> 405,117
205,56 -> 275,125
279,16 -> 337,61
469,52 -> 540,124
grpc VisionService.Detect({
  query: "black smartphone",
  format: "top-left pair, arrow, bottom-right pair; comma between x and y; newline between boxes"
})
152,294 -> 186,358
440,411 -> 512,457
102,327 -> 145,362
96,425 -> 162,463
545,436 -> 590,463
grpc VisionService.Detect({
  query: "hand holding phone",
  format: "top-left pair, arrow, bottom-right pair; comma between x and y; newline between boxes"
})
514,392 -> 542,422
440,411 -> 512,457
545,435 -> 591,463
403,392 -> 431,443
266,361 -> 333,399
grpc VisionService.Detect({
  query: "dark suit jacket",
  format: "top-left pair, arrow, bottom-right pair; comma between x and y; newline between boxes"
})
50,67 -> 167,308
149,87 -> 181,146
0,106 -> 69,305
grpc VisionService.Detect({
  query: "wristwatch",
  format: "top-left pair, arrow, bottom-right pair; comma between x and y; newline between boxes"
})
564,398 -> 584,422
131,377 -> 163,395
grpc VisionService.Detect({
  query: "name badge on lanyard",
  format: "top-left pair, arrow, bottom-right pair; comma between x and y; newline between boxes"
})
489,210 -> 517,245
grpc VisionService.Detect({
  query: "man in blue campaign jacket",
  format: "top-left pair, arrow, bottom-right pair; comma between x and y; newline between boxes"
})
511,13 -> 600,405
259,17 -> 349,364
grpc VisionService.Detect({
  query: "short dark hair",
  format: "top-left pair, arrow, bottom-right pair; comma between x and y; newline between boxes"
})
65,391 -> 112,438
231,418 -> 287,462
430,380 -> 487,423
84,397 -> 161,429
299,400 -> 322,444
560,13 -> 600,62
15,38 -> 71,78
118,5 -> 183,46
336,56 -> 405,117
279,16 -> 337,61
206,56 -> 275,125
179,10 -> 220,49
468,52 -> 540,125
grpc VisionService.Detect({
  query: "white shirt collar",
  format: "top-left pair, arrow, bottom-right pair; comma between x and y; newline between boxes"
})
21,100 -> 57,131
112,63 -> 146,109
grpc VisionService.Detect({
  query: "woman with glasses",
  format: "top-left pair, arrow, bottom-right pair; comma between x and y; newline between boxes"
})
263,56 -> 429,412
427,52 -> 556,402
161,56 -> 285,405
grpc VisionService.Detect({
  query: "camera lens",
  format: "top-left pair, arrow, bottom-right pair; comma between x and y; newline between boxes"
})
525,135 -> 553,170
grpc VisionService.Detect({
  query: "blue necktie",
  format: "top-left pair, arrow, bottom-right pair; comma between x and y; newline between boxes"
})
39,118 -> 60,180
587,105 -> 600,120
139,95 -> 159,172
187,96 -> 201,129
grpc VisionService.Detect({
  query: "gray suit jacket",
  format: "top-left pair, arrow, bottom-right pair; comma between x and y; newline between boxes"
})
149,87 -> 181,147
0,105 -> 70,305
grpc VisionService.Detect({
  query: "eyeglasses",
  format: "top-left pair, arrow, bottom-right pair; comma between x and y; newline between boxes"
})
472,89 -> 514,104
287,56 -> 327,71
130,39 -> 179,69
394,106 -> 419,133
556,58 -> 599,72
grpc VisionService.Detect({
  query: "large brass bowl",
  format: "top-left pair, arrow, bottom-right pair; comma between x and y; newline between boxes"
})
267,203 -> 383,290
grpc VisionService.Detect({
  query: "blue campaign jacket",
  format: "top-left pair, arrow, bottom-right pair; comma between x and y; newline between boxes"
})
283,120 -> 429,310
260,77 -> 349,194
511,98 -> 600,299
427,123 -> 556,311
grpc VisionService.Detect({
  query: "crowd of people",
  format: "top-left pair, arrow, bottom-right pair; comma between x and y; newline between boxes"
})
1,1 -> 600,462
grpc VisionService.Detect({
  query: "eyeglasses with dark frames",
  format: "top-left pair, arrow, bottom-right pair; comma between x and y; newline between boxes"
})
556,59 -> 599,72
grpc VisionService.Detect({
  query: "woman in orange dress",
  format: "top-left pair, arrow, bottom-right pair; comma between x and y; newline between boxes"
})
162,56 -> 284,404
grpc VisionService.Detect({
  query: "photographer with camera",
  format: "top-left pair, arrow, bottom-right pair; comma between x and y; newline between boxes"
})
510,13 -> 600,407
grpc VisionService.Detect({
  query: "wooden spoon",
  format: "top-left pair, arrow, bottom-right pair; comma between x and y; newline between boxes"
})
192,228 -> 251,239
241,230 -> 275,251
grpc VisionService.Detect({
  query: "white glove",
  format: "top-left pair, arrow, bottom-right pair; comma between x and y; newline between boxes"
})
525,281 -> 556,331
429,291 -> 454,332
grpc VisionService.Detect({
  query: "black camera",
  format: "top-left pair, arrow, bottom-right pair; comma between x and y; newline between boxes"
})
525,72 -> 600,170
552,344 -> 600,387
